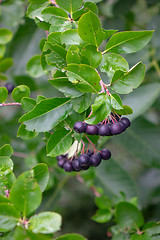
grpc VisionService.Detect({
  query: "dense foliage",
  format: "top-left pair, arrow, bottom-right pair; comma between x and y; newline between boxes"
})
0,0 -> 160,239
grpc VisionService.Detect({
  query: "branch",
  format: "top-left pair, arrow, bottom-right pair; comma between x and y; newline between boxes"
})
0,103 -> 21,107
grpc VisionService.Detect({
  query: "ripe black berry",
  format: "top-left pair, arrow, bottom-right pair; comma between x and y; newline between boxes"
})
85,149 -> 93,156
73,121 -> 86,133
121,117 -> 131,128
119,121 -> 126,132
90,154 -> 102,167
72,159 -> 82,171
58,158 -> 66,168
78,154 -> 90,166
110,122 -> 124,135
100,149 -> 111,160
85,124 -> 98,135
57,155 -> 66,161
98,124 -> 111,136
5,82 -> 15,93
63,161 -> 73,172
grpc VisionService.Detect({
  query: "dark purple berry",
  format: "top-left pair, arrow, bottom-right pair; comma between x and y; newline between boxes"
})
85,149 -> 93,156
57,155 -> 66,161
119,121 -> 126,132
98,124 -> 111,136
72,159 -> 82,171
121,117 -> 131,128
82,164 -> 90,170
100,149 -> 111,160
63,161 -> 73,172
110,122 -> 124,135
73,121 -> 86,133
85,124 -> 98,135
5,82 -> 15,93
58,158 -> 66,168
78,154 -> 90,166
90,154 -> 102,167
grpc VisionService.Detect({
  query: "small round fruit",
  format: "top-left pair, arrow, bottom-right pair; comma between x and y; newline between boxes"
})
121,117 -> 131,128
57,155 -> 66,161
119,121 -> 126,132
100,149 -> 111,160
110,122 -> 124,135
85,124 -> 98,135
90,154 -> 102,167
78,154 -> 90,166
63,161 -> 73,172
73,121 -> 86,133
58,158 -> 66,168
98,124 -> 111,136
85,149 -> 93,156
81,164 -> 90,170
72,159 -> 82,171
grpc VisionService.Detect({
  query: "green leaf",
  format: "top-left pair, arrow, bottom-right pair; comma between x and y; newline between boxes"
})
99,53 -> 129,79
12,85 -> 30,103
0,203 -> 20,232
95,195 -> 112,209
14,226 -> 51,240
21,97 -> 36,113
130,233 -> 152,240
95,159 -> 137,199
112,233 -> 129,240
0,72 -> 7,81
47,129 -> 72,157
47,32 -> 62,45
0,170 -> 16,194
92,209 -> 113,223
27,3 -> 49,19
73,1 -> 98,20
0,29 -> 13,44
61,29 -> 83,46
65,64 -> 101,93
0,58 -> 13,72
10,171 -> 42,217
19,97 -> 71,132
145,224 -> 160,236
0,156 -> 13,172
86,94 -> 112,124
111,93 -> 123,110
0,87 -> 8,103
27,55 -> 44,78
49,19 -> 72,33
55,233 -> 87,240
0,44 -> 6,59
115,105 -> 133,115
0,194 -> 10,203
49,71 -> 83,97
55,0 -> 83,14
0,144 -> 13,157
111,62 -> 145,94
31,164 -> 49,192
78,11 -> 104,47
71,93 -> 92,113
29,0 -> 48,3
81,45 -> 102,68
17,124 -> 39,140
41,6 -> 68,24
105,30 -> 154,54
29,211 -> 62,234
66,45 -> 81,64
44,43 -> 67,68
115,202 -> 144,230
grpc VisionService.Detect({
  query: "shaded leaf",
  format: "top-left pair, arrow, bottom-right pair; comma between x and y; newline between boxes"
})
0,144 -> 13,157
55,0 -> 83,14
81,45 -> 102,68
0,29 -> 13,44
27,55 -> 44,78
55,233 -> 86,240
0,58 -> 13,72
17,124 -> 39,140
0,87 -> 8,103
92,209 -> 113,223
66,45 -> 81,64
71,93 -> 92,113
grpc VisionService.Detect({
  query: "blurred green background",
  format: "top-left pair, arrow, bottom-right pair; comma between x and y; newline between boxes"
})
0,0 -> 160,239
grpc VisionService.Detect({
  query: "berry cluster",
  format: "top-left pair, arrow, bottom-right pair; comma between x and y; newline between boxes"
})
57,149 -> 111,172
73,117 -> 131,136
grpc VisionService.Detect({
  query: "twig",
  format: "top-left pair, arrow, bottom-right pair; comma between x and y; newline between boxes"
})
0,103 -> 21,107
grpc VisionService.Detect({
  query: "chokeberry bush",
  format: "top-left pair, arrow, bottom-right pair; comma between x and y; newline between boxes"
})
0,0 -> 160,239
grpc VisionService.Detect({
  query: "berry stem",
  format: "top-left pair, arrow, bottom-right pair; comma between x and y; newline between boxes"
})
87,110 -> 93,119
81,139 -> 85,154
83,134 -> 100,154
0,102 -> 21,107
